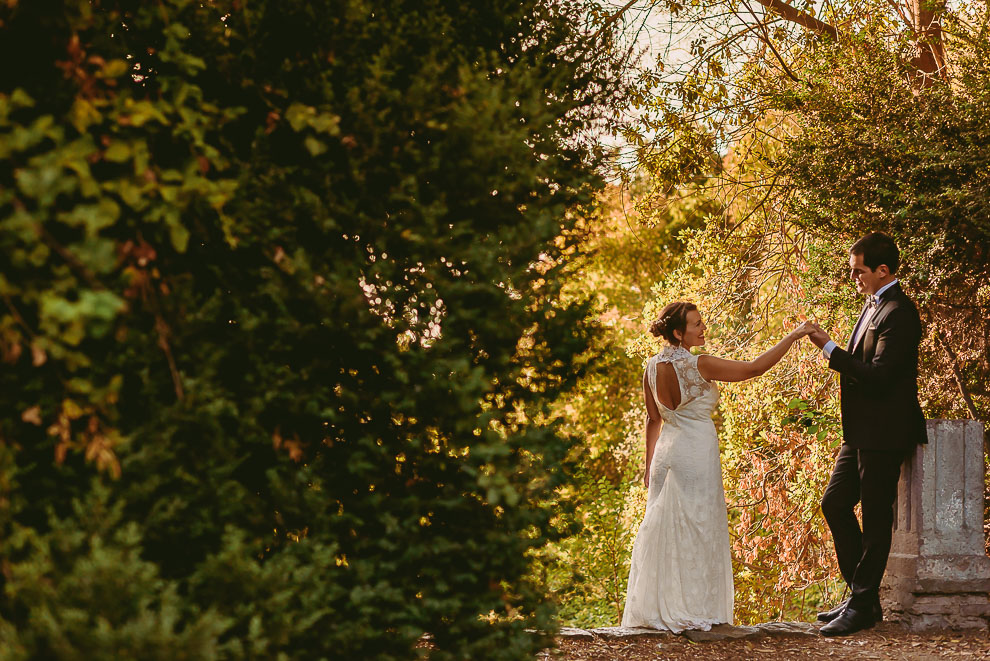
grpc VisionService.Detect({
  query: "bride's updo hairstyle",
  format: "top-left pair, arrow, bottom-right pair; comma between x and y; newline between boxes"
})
649,301 -> 698,345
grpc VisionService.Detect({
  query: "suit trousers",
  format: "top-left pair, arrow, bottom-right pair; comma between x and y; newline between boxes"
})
821,444 -> 907,611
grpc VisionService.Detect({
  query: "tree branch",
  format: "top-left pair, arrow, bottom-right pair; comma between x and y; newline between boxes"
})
885,0 -> 913,29
934,332 -> 979,421
592,0 -> 640,41
740,0 -> 805,83
35,223 -> 105,291
1,291 -> 38,341
750,0 -> 840,40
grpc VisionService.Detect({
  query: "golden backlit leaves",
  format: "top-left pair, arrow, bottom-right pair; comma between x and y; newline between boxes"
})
31,341 -> 47,366
285,527 -> 308,543
120,238 -> 160,301
0,336 -> 22,364
48,399 -> 122,479
265,110 -> 280,135
21,406 -> 41,426
119,238 -> 184,400
272,427 -> 305,462
0,300 -> 47,366
56,34 -> 127,103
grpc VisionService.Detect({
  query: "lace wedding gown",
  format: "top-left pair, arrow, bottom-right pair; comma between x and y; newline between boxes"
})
621,345 -> 733,632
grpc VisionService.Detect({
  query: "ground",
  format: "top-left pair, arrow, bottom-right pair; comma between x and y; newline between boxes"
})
542,622 -> 990,660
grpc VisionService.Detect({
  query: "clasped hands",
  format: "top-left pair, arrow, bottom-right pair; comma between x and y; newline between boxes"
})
790,320 -> 831,349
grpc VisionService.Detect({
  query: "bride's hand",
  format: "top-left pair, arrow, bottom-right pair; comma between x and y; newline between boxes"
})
789,320 -> 817,340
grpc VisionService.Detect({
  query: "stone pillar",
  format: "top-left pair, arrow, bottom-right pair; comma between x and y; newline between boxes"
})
882,419 -> 990,630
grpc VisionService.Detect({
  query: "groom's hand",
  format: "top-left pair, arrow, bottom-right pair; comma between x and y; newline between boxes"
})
808,323 -> 830,349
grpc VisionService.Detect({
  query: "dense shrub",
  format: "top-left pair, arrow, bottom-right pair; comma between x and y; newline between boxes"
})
780,16 -> 990,424
0,1 -> 625,658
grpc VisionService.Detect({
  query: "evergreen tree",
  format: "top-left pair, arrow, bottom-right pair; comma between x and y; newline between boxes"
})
0,1 -> 626,657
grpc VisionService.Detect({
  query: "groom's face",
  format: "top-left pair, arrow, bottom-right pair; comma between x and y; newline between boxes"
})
849,252 -> 882,295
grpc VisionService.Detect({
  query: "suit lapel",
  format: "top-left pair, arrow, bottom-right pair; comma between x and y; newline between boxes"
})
860,299 -> 891,356
847,302 -> 871,353
852,283 -> 901,355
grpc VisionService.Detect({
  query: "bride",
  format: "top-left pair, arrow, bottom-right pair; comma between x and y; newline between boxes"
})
622,301 -> 814,632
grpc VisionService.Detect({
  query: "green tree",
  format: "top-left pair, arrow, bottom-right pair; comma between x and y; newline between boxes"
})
0,1 -> 628,658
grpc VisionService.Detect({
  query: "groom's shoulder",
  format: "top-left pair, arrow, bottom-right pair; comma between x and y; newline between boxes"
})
887,284 -> 923,325
892,283 -> 919,309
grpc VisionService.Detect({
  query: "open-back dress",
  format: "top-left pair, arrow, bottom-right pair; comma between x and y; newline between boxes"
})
621,345 -> 733,632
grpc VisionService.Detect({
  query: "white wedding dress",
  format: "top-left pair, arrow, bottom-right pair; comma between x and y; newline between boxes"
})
621,345 -> 733,632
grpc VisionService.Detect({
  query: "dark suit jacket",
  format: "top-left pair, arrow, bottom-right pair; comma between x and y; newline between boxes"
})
827,282 -> 927,451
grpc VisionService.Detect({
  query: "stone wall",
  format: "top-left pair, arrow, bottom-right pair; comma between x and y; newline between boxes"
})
881,419 -> 990,630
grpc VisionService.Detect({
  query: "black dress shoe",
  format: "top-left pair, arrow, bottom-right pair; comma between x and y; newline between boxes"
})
816,598 -> 850,623
817,598 -> 882,624
819,606 -> 877,637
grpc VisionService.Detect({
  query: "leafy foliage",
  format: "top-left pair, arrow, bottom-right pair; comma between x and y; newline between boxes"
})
0,1 -> 627,658
553,0 -> 990,626
779,11 -> 990,424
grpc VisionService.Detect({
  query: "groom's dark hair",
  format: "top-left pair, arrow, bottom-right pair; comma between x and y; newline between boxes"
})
851,232 -> 900,274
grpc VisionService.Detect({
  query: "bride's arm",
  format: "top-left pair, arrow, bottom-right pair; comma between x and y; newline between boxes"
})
697,323 -> 814,383
643,415 -> 661,489
642,372 -> 662,489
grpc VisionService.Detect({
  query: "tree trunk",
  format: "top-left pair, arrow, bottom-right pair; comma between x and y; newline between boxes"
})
909,0 -> 947,84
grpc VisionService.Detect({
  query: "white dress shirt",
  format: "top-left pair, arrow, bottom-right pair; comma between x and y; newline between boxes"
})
822,279 -> 899,358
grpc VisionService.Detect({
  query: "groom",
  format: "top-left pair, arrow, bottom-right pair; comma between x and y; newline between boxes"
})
807,232 -> 927,637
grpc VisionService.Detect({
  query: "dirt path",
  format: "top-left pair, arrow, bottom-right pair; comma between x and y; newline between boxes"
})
543,622 -> 990,660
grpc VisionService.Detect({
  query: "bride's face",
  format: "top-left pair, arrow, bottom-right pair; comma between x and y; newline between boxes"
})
677,310 -> 707,348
